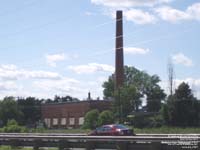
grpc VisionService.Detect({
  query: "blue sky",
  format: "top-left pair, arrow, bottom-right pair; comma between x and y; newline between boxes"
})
0,0 -> 200,99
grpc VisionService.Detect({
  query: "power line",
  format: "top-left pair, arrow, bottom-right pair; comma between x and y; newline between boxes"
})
0,13 -> 117,40
0,16 -> 74,39
0,8 -> 196,68
87,25 -> 194,59
92,18 -> 122,29
0,9 -> 145,53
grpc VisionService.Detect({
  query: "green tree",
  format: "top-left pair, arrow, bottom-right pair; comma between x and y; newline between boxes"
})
114,85 -> 142,123
165,82 -> 199,126
17,97 -> 42,126
98,110 -> 114,126
161,103 -> 169,125
83,109 -> 99,129
0,97 -> 23,126
102,75 -> 115,99
103,66 -> 165,115
145,75 -> 166,112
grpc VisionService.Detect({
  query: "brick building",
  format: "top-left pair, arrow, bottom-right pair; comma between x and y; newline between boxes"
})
41,99 -> 112,128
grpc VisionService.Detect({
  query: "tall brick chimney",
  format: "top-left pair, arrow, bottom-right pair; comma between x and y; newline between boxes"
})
115,10 -> 124,89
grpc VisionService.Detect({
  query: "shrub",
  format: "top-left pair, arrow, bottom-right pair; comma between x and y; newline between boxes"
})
98,110 -> 114,126
6,119 -> 18,126
148,115 -> 164,127
83,109 -> 99,129
131,114 -> 164,128
3,125 -> 27,133
2,119 -> 28,133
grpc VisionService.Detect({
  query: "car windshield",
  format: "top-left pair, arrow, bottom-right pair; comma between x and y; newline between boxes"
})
114,124 -> 128,129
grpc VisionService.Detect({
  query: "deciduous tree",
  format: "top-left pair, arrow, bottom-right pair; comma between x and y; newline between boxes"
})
83,109 -> 99,129
164,82 -> 200,126
0,97 -> 23,126
103,66 -> 165,117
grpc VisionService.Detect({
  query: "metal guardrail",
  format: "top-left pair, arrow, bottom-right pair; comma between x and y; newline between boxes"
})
1,133 -> 200,136
136,134 -> 200,136
0,133 -> 87,136
0,134 -> 200,140
0,133 -> 199,150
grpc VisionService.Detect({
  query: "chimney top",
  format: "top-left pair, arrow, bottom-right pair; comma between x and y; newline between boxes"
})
87,92 -> 91,101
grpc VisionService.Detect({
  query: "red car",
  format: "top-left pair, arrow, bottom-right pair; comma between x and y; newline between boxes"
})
89,124 -> 134,136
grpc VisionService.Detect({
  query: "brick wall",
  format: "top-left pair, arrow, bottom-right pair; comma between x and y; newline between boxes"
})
41,100 -> 112,128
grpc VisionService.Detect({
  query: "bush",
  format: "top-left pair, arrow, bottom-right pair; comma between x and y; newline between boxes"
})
1,119 -> 28,133
83,109 -> 99,129
6,119 -> 18,126
3,125 -> 27,133
98,110 -> 114,126
31,127 -> 46,133
148,115 -> 164,127
131,114 -> 164,128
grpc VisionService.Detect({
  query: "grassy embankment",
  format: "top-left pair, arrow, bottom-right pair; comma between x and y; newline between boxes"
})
134,127 -> 200,134
0,147 -> 33,150
0,146 -> 57,150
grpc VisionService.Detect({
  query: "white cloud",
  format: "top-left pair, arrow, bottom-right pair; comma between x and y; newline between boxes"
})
124,47 -> 150,55
0,64 -> 61,81
0,64 -> 107,99
0,64 -> 64,98
33,77 -> 104,99
68,63 -> 114,74
92,0 -> 200,24
187,3 -> 200,21
160,78 -> 200,98
124,9 -> 157,24
46,53 -> 65,67
91,0 -> 173,8
1,64 -> 17,70
102,8 -> 157,25
172,53 -> 194,67
155,3 -> 200,23
33,77 -> 79,91
25,71 -> 61,80
175,78 -> 200,88
0,81 -> 17,91
155,6 -> 191,23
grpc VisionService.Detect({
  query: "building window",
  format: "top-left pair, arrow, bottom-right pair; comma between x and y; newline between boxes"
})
79,117 -> 84,125
61,118 -> 66,125
44,118 -> 51,128
69,117 -> 75,125
53,118 -> 58,125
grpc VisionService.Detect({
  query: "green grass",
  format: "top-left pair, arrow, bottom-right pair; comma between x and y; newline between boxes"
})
33,128 -> 91,134
0,146 -> 58,150
134,126 -> 200,134
0,146 -> 32,150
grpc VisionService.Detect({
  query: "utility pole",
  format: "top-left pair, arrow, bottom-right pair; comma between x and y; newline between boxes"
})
168,59 -> 175,96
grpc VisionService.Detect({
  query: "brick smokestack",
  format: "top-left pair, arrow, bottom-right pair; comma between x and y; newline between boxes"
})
115,10 -> 124,89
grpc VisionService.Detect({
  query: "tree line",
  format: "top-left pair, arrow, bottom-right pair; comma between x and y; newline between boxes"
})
0,95 -> 79,127
101,66 -> 200,128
